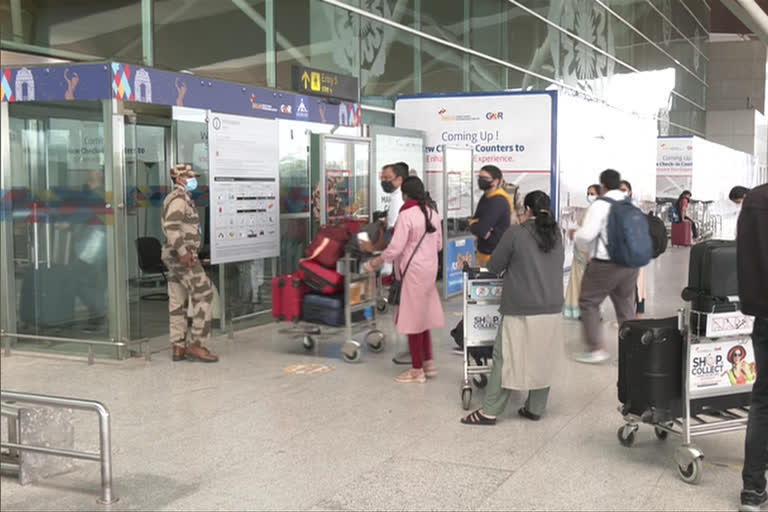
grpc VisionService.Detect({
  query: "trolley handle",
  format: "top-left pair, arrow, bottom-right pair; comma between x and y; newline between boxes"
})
462,262 -> 500,280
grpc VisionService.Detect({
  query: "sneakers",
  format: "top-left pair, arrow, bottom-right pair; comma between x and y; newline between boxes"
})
740,489 -> 767,512
573,349 -> 611,364
452,347 -> 464,356
394,369 -> 426,383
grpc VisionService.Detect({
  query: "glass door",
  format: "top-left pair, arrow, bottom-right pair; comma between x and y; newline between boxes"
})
4,101 -> 115,356
124,117 -> 170,342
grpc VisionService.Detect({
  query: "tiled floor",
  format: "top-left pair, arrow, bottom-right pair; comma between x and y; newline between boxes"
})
0,248 -> 751,511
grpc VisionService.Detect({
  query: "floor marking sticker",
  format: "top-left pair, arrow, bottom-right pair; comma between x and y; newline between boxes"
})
283,363 -> 336,376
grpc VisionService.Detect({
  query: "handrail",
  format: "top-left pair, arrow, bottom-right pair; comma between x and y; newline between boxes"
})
0,390 -> 118,504
0,330 -> 151,365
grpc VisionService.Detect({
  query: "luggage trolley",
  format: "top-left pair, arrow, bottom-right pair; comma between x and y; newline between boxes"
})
281,254 -> 387,364
617,307 -> 754,485
460,267 -> 503,410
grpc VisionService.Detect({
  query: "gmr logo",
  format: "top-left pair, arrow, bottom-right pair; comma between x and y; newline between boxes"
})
486,112 -> 503,120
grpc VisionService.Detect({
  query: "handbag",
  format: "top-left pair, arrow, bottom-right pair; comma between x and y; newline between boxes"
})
387,229 -> 429,306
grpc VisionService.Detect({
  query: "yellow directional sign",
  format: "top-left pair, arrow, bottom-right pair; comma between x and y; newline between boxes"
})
310,72 -> 321,92
301,71 -> 310,89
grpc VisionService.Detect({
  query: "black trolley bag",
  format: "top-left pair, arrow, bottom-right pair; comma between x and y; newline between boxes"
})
618,317 -> 684,423
682,239 -> 738,299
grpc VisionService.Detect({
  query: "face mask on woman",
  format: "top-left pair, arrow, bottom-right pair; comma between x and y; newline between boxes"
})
587,195 -> 597,204
478,178 -> 494,191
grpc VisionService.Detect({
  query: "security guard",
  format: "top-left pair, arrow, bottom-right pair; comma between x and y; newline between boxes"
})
161,163 -> 218,363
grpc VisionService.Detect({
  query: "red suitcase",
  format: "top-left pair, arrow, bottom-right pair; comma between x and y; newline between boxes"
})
271,274 -> 308,322
298,259 -> 344,295
671,220 -> 692,247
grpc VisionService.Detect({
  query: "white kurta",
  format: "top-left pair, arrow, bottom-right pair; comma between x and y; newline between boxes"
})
500,313 -> 564,390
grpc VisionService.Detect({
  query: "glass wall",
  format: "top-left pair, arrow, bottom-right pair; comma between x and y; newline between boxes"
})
1,0 -> 710,135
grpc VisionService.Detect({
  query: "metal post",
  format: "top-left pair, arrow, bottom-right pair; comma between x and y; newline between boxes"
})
265,0 -> 276,88
141,0 -> 154,67
463,0 -> 471,92
413,0 -> 422,94
9,0 -> 22,42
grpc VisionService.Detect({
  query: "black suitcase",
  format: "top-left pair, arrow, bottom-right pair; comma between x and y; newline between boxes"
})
618,317 -> 683,423
301,293 -> 368,327
682,240 -> 737,300
20,265 -> 75,328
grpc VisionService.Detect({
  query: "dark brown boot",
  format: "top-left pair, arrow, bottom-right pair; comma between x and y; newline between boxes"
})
172,344 -> 187,362
185,344 -> 219,363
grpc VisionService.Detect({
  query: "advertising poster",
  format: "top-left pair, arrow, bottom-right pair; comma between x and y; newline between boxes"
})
326,169 -> 352,221
466,304 -> 502,345
689,338 -> 758,395
445,237 -> 474,296
656,137 -> 693,199
395,92 -> 555,214
209,113 -> 280,264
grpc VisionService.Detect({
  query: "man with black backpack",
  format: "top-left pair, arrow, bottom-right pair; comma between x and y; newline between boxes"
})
572,169 -> 653,364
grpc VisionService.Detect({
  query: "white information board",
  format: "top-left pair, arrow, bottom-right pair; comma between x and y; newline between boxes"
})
373,132 -> 425,213
209,112 -> 280,265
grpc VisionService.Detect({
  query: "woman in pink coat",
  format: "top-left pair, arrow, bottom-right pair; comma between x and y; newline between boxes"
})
365,176 -> 445,383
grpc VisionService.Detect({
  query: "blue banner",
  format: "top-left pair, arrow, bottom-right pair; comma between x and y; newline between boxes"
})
1,64 -> 111,103
445,236 -> 474,296
2,62 -> 361,128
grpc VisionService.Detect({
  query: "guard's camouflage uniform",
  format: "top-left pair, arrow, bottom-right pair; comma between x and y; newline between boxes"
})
161,183 -> 213,349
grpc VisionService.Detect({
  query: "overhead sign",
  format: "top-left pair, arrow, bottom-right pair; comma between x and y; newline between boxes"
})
291,65 -> 358,103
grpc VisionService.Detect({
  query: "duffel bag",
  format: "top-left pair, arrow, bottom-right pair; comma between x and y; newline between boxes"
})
305,224 -> 351,268
299,259 -> 344,295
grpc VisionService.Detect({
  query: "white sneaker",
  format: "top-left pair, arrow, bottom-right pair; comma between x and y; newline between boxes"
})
452,347 -> 464,356
573,349 -> 611,364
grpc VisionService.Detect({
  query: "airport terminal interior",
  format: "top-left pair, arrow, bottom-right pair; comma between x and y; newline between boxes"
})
1,1 -> 767,511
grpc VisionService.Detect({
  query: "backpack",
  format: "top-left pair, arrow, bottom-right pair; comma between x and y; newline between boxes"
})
667,205 -> 681,223
599,197 -> 653,268
646,212 -> 668,259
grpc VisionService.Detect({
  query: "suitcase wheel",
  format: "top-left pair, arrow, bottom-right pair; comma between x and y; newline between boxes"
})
473,375 -> 488,388
617,424 -> 638,447
654,426 -> 669,441
302,336 -> 315,350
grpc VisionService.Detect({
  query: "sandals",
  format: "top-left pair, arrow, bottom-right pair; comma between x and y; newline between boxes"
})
518,407 -> 541,421
460,409 -> 496,426
394,369 -> 426,383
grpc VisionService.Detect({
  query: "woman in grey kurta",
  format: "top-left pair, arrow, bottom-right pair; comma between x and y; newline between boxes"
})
461,190 -> 564,425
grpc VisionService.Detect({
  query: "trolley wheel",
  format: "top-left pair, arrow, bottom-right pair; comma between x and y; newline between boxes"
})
376,297 -> 388,313
365,330 -> 386,353
472,375 -> 488,388
302,336 -> 315,351
342,341 -> 362,363
617,425 -> 637,448
461,387 -> 472,411
677,457 -> 703,485
654,427 -> 669,441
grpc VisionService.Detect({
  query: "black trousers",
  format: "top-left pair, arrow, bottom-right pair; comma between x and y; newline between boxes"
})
744,316 -> 768,492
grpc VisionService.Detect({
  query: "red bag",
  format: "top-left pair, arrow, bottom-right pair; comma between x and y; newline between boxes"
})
271,274 -> 308,322
671,220 -> 692,247
299,260 -> 344,295
305,225 -> 351,268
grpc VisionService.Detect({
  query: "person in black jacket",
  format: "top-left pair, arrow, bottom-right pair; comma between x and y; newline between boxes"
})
737,182 -> 768,512
470,165 -> 512,267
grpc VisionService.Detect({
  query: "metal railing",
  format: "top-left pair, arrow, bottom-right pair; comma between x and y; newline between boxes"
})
1,330 -> 151,365
0,390 -> 118,504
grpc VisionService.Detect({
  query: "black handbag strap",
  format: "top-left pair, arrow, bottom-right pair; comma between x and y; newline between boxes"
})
400,211 -> 431,280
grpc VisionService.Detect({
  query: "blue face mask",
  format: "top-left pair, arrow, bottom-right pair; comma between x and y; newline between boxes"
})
185,177 -> 198,192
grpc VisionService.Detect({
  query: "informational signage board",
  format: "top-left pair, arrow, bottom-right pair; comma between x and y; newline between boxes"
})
689,338 -> 757,397
371,127 -> 425,215
208,112 -> 280,264
291,65 -> 359,103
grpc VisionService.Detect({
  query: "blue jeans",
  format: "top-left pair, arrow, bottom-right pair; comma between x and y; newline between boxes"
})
744,316 -> 768,493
